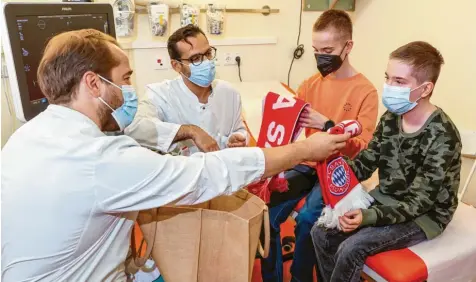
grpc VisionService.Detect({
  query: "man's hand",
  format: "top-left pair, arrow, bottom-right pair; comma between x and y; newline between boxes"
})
299,106 -> 329,130
301,132 -> 350,162
192,127 -> 220,152
227,133 -> 247,148
261,132 -> 350,179
339,209 -> 363,233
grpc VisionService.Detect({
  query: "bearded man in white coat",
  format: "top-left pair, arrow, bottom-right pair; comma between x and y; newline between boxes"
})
1,29 -> 350,282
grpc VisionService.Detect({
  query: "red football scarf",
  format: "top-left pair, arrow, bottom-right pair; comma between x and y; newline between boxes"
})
316,120 -> 374,230
246,92 -> 373,228
246,92 -> 309,203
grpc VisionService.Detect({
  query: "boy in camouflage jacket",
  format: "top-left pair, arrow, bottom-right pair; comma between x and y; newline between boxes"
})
311,41 -> 462,282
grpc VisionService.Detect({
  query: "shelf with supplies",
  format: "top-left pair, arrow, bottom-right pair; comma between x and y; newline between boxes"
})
113,1 -> 279,40
134,4 -> 279,16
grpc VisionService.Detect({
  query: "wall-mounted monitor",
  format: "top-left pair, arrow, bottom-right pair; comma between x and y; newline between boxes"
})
1,2 -> 116,122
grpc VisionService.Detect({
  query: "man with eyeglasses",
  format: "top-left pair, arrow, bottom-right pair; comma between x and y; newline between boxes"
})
125,25 -> 247,155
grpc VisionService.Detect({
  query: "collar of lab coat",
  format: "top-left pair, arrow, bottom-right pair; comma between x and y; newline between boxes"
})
177,76 -> 217,105
47,104 -> 105,137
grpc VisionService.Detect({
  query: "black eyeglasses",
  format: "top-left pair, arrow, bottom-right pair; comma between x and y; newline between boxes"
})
178,46 -> 217,66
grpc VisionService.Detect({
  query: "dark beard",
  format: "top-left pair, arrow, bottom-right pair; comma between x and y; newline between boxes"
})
98,86 -> 124,132
97,103 -> 119,132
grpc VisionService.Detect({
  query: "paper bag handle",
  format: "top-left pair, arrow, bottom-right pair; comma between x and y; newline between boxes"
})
132,208 -> 158,268
257,206 -> 270,258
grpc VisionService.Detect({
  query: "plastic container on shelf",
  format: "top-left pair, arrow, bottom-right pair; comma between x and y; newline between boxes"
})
180,3 -> 200,27
148,2 -> 169,37
206,3 -> 225,35
113,0 -> 135,38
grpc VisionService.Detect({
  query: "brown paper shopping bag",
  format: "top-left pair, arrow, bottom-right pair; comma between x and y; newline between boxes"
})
134,189 -> 270,282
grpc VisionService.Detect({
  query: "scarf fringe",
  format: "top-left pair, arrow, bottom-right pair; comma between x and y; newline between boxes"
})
317,184 -> 374,230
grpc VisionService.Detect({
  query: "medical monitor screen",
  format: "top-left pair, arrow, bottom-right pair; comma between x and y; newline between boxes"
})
15,14 -> 110,104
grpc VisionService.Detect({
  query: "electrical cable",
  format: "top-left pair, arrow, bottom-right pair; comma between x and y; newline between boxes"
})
287,0 -> 304,87
235,56 -> 243,82
238,66 -> 242,82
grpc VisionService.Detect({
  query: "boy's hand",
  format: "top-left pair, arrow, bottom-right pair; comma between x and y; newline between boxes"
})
339,209 -> 363,232
298,106 -> 329,130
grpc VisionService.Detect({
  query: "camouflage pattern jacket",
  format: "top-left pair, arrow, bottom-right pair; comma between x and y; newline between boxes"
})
347,108 -> 462,239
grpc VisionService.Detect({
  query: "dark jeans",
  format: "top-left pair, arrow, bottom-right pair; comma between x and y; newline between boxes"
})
311,220 -> 427,282
261,166 -> 323,282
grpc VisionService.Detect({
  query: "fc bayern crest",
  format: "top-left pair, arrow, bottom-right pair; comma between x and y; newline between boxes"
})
326,157 -> 351,196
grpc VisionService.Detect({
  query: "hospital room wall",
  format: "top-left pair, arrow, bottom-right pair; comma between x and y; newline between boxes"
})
128,0 -> 476,131
1,0 -> 476,147
124,0 -> 313,99
350,0 -> 476,132
285,0 -> 476,132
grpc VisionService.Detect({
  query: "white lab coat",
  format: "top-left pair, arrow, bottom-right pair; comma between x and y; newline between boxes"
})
1,105 -> 264,282
125,77 -> 248,154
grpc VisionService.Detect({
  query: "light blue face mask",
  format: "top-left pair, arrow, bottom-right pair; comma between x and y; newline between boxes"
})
181,59 -> 216,87
98,75 -> 138,131
382,83 -> 425,115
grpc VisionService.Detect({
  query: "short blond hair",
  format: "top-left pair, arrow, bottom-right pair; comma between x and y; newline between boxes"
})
313,10 -> 352,40
390,41 -> 444,84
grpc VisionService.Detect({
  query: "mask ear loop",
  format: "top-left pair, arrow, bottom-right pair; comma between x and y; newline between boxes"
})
98,97 -> 115,112
174,59 -> 195,82
410,82 -> 429,103
96,74 -> 121,112
410,82 -> 427,92
173,59 -> 187,78
339,41 -> 350,62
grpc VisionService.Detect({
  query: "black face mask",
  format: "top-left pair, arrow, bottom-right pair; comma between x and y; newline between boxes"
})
314,42 -> 348,77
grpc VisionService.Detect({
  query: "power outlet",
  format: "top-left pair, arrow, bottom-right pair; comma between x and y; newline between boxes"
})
154,56 -> 170,70
224,52 -> 240,66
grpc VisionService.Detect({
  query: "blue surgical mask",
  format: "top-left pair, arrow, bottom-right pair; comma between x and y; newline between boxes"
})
98,75 -> 138,131
181,59 -> 216,87
382,83 -> 425,115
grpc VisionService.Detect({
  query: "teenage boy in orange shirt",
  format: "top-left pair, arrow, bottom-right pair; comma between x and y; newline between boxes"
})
261,10 -> 379,282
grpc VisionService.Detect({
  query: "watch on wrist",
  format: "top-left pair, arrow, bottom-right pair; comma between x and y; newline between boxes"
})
323,120 -> 335,131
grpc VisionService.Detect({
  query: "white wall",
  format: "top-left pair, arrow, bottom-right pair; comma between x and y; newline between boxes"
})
95,0 -> 476,131
122,0 -> 318,98
351,0 -> 476,130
